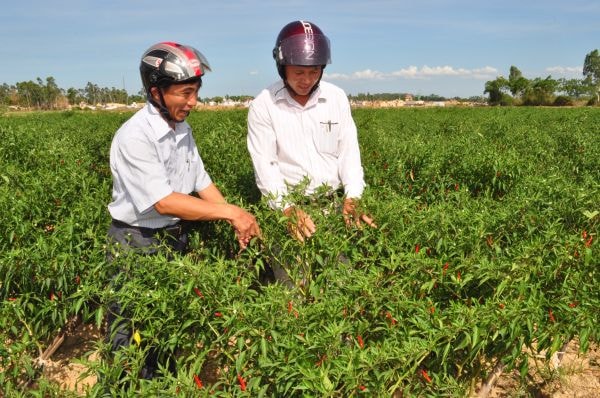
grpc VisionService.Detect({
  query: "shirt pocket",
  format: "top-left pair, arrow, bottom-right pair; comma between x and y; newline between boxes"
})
313,120 -> 341,155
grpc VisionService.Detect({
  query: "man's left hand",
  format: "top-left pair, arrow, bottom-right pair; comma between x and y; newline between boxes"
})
342,198 -> 377,229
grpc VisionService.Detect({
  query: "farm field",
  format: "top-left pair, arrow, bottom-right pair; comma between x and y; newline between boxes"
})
0,107 -> 598,397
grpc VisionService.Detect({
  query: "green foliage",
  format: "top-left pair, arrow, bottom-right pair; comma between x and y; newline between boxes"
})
553,96 -> 573,106
0,108 -> 598,396
583,49 -> 600,102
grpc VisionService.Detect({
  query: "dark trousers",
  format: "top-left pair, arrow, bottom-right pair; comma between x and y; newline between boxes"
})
105,220 -> 189,380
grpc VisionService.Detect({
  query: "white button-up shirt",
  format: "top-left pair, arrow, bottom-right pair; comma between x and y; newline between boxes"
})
247,80 -> 365,209
108,103 -> 212,228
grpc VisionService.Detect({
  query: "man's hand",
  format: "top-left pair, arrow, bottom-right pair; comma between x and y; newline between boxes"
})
228,206 -> 261,249
283,206 -> 316,242
342,198 -> 377,229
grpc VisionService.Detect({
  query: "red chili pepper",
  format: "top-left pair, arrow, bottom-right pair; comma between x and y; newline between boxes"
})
193,374 -> 203,389
75,275 -> 81,285
442,262 -> 449,274
315,353 -> 327,367
287,301 -> 293,314
359,385 -> 366,391
385,311 -> 397,325
456,271 -> 461,281
429,306 -> 435,314
8,297 -> 16,302
568,302 -> 577,308
357,335 -> 364,349
548,309 -> 556,323
214,312 -> 222,317
585,236 -> 593,247
193,287 -> 204,298
237,374 -> 247,391
421,368 -> 432,383
415,244 -> 420,254
498,303 -> 505,309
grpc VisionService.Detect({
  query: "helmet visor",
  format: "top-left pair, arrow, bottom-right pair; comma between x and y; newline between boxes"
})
277,34 -> 331,66
161,48 -> 211,80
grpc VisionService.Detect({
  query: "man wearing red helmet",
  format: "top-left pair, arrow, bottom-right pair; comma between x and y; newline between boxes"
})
247,21 -> 376,242
109,41 -> 260,253
106,42 -> 261,380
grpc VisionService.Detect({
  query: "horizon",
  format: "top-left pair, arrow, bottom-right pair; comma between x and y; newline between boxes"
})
2,1 -> 597,98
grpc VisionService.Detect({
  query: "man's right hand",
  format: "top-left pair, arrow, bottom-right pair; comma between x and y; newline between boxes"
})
283,206 -> 316,242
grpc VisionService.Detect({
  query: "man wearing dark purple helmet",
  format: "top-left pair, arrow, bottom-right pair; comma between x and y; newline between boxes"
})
247,21 -> 376,242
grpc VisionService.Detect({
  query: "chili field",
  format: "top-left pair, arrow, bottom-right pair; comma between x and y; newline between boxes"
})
0,107 -> 598,397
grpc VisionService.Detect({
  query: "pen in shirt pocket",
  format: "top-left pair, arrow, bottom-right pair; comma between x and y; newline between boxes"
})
320,120 -> 338,132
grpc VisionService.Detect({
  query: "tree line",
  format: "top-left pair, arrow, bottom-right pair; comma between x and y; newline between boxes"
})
2,49 -> 599,110
484,49 -> 600,106
0,78 -> 257,110
0,78 -> 144,110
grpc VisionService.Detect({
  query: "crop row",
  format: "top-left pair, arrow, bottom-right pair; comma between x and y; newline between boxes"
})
0,107 -> 598,396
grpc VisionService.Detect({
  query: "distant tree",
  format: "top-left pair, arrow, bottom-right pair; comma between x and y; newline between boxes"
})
129,93 -> 145,104
583,49 -> 600,102
84,82 -> 100,105
16,80 -> 45,108
44,76 -> 63,109
66,87 -> 84,105
508,66 -> 529,97
484,76 -> 509,105
0,83 -> 13,105
466,95 -> 487,103
421,94 -> 446,101
522,76 -> 558,105
557,78 -> 589,99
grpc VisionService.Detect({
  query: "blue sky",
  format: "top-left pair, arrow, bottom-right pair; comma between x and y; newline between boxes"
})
2,0 -> 598,98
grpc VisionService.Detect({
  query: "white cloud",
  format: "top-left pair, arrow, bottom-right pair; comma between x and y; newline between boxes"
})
249,70 -> 259,75
325,65 -> 499,81
545,66 -> 582,76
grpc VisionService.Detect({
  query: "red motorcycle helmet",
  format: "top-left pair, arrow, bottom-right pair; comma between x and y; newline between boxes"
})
272,20 -> 331,80
140,42 -> 211,95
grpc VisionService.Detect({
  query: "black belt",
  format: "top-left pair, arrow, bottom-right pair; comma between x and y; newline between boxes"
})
111,219 -> 184,238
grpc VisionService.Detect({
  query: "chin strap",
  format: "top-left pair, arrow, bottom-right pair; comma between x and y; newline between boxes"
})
148,88 -> 187,124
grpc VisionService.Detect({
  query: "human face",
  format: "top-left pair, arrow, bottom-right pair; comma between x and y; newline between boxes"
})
284,65 -> 322,100
151,81 -> 200,122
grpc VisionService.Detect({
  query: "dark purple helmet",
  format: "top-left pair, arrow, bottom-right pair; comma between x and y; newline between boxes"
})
272,20 -> 331,79
140,42 -> 211,94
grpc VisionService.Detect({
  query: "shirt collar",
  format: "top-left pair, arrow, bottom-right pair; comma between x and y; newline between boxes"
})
145,102 -> 173,141
145,102 -> 191,143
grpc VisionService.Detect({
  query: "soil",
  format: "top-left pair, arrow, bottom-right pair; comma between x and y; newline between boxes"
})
42,323 -> 600,396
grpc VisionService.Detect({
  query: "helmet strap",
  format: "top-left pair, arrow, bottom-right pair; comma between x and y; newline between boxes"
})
148,87 -> 184,124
